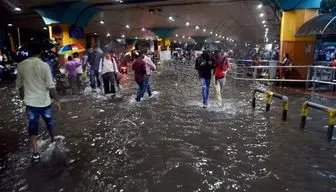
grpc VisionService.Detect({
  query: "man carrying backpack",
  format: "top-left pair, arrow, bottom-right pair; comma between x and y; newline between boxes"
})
195,51 -> 213,108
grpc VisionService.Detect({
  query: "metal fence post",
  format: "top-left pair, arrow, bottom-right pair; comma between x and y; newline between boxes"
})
312,68 -> 317,93
252,90 -> 256,109
306,67 -> 311,90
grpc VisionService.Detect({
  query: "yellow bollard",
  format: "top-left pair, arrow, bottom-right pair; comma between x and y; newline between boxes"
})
265,92 -> 273,112
300,102 -> 309,129
328,110 -> 336,141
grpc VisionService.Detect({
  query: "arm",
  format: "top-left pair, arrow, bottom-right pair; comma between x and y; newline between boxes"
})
44,64 -> 60,109
98,59 -> 103,74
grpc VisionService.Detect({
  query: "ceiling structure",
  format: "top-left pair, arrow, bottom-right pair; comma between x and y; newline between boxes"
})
1,0 -> 280,44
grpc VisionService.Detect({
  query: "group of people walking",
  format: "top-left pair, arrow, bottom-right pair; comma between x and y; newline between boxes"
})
195,50 -> 231,108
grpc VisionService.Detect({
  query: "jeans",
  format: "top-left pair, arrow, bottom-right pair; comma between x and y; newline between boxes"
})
102,72 -> 116,94
200,78 -> 211,105
76,73 -> 82,90
136,80 -> 146,100
90,69 -> 101,89
26,105 -> 54,136
144,76 -> 152,97
215,77 -> 226,105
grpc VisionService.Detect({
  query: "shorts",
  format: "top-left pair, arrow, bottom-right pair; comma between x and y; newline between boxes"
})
26,105 -> 54,136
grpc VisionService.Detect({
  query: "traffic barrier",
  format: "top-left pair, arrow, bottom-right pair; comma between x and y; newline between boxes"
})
252,88 -> 289,121
300,102 -> 336,141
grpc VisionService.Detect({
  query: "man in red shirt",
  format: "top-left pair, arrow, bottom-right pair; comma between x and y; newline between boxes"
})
214,51 -> 230,107
132,52 -> 147,102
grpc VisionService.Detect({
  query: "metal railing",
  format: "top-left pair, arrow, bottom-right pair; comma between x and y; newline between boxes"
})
252,88 -> 288,121
229,61 -> 336,93
300,102 -> 336,141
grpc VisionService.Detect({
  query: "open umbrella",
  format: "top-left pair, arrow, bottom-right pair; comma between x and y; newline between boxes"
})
296,12 -> 336,36
58,44 -> 85,55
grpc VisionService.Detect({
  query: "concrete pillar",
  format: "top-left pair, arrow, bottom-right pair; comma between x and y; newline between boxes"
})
280,9 -> 318,80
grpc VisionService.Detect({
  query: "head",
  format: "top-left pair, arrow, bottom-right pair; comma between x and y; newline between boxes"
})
105,53 -> 111,59
73,52 -> 79,58
284,53 -> 290,59
67,56 -> 73,61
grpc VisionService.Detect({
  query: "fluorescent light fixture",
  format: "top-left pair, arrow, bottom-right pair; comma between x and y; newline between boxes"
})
195,26 -> 200,30
14,7 -> 21,12
8,24 -> 13,27
43,27 -> 48,30
168,16 -> 175,21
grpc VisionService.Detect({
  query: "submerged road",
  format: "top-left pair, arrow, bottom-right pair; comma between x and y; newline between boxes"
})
0,68 -> 336,192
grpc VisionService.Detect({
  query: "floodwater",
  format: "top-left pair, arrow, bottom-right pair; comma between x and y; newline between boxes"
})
1,64 -> 336,192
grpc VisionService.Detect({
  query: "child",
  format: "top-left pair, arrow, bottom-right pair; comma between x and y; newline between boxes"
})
65,56 -> 78,94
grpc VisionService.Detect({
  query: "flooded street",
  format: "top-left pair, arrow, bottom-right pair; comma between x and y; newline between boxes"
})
1,67 -> 336,192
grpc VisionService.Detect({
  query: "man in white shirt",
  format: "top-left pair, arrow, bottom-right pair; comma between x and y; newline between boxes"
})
99,53 -> 119,96
16,50 -> 60,162
142,51 -> 156,97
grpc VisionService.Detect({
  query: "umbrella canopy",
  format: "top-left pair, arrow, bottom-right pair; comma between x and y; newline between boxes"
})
58,44 -> 85,55
296,12 -> 336,36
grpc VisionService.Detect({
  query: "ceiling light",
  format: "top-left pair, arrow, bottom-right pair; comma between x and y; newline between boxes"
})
14,7 -> 21,12
107,33 -> 111,37
264,24 -> 267,27
265,28 -> 269,31
146,38 -> 149,40
203,28 -> 206,32
226,37 -> 229,40
100,20 -> 104,24
125,25 -> 130,29
182,35 -> 185,39
168,16 -> 175,21
142,28 -> 145,31
174,40 -> 177,43
188,36 -> 191,39
186,22 -> 190,26
149,9 -> 155,14
260,13 -> 264,17
179,41 -> 182,44
219,35 -> 222,38
94,32 -> 97,35
175,34 -> 179,37
8,24 -> 13,27
210,31 -> 213,35
121,34 -> 125,38
43,27 -> 48,30
119,0 -> 123,3
215,34 -> 218,37
262,20 -> 266,24
135,36 -> 138,39
257,4 -> 263,9
195,26 -> 200,30
205,40 -> 207,42
274,40 -> 277,43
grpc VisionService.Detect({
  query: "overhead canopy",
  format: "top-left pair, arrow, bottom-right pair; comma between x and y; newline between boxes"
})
295,12 -> 336,36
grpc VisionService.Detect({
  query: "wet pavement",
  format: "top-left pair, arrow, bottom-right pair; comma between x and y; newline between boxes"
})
1,66 -> 336,192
